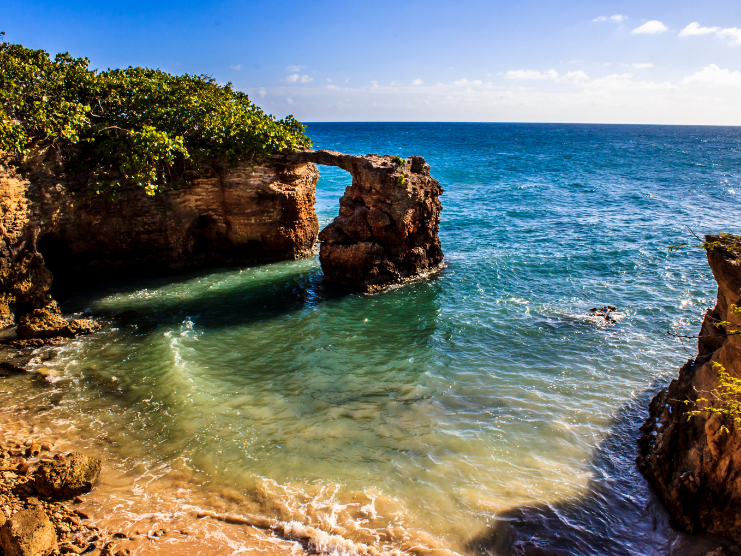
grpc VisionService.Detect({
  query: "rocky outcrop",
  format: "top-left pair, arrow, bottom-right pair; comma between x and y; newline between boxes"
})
638,234 -> 741,542
1,147 -> 445,336
34,453 -> 101,499
0,148 -> 319,336
284,150 -> 444,290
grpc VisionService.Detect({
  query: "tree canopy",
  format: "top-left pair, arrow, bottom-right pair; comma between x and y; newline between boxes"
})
0,34 -> 312,195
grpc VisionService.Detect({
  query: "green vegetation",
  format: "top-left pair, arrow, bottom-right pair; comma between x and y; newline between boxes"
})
685,362 -> 741,432
396,174 -> 406,186
391,155 -> 406,167
0,34 -> 311,195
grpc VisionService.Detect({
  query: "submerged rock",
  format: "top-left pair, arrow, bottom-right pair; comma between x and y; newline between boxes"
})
34,453 -> 101,499
638,234 -> 741,542
0,506 -> 58,556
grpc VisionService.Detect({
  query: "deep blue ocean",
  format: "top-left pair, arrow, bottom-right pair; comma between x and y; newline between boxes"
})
2,123 -> 741,556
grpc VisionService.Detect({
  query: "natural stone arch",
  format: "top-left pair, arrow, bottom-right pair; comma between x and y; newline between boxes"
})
277,150 -> 444,290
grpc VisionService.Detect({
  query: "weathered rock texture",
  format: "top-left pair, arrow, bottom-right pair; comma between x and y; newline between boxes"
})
638,234 -> 741,543
283,150 -> 444,290
33,453 -> 101,499
0,148 -> 319,337
0,506 -> 58,556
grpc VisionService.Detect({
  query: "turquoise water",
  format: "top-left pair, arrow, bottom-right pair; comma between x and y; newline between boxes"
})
3,123 -> 741,555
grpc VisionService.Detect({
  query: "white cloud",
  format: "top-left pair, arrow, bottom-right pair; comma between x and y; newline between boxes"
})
300,74 -> 313,83
283,74 -> 299,83
681,64 -> 741,87
679,23 -> 741,45
632,20 -> 668,34
286,97 -> 294,105
285,65 -> 303,72
258,88 -> 267,97
593,14 -> 627,23
633,63 -> 654,69
326,84 -> 340,90
230,64 -> 241,71
412,78 -> 424,86
679,22 -> 720,36
561,70 -> 589,83
453,78 -> 483,85
504,69 -> 559,80
371,80 -> 380,89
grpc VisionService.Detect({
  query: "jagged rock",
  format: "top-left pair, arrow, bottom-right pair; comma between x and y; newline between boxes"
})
65,319 -> 99,337
638,234 -> 741,542
0,506 -> 58,556
34,453 -> 101,499
284,150 -> 444,290
0,362 -> 26,376
15,303 -> 69,339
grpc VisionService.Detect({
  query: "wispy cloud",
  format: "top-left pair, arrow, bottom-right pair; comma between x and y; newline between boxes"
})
633,63 -> 654,69
561,70 -> 589,83
285,65 -> 303,72
453,77 -> 483,85
681,64 -> 741,86
230,64 -> 241,71
412,78 -> 424,86
593,14 -> 627,23
282,73 -> 312,84
504,69 -> 558,80
632,20 -> 668,34
680,22 -> 741,45
258,88 -> 267,97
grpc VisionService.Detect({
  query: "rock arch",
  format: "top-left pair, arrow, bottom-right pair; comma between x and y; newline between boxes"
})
278,150 -> 444,290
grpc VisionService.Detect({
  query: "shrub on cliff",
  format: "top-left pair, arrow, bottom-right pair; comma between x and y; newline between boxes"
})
0,34 -> 311,194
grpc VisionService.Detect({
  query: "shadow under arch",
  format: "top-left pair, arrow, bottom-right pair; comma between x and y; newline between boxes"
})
467,381 -> 731,556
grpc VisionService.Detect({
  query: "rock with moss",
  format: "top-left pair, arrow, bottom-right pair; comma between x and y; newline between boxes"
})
33,453 -> 101,499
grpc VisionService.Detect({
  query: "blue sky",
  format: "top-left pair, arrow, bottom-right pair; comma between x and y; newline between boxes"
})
4,0 -> 741,124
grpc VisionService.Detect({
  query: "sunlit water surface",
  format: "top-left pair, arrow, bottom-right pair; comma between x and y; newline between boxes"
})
2,124 -> 741,555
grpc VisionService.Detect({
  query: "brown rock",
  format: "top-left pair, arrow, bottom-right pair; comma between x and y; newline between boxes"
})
1,148 -> 319,330
0,506 -> 58,556
638,234 -> 741,542
34,453 -> 101,499
16,303 -> 70,339
25,444 -> 41,458
283,150 -> 443,290
0,362 -> 26,375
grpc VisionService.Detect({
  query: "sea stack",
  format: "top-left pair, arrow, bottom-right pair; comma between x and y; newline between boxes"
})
638,234 -> 741,542
284,150 -> 444,290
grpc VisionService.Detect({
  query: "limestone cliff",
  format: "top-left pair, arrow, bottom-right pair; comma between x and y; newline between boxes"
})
638,234 -> 741,542
0,148 -> 319,338
284,150 -> 444,290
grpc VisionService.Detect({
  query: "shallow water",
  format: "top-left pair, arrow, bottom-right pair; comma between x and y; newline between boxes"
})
2,123 -> 741,555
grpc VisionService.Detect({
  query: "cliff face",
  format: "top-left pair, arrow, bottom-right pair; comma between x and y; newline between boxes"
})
638,235 -> 741,542
0,148 -> 319,338
284,150 -> 444,290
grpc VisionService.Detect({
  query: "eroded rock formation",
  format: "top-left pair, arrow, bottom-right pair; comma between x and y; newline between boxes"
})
0,148 -> 318,338
0,147 -> 444,338
638,234 -> 741,542
284,150 -> 444,290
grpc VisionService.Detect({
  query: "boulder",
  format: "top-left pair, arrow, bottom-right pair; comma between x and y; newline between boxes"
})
15,304 -> 69,339
34,453 -> 101,499
0,506 -> 57,556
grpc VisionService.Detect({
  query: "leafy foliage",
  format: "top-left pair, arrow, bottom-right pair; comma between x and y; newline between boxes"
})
396,173 -> 406,186
0,35 -> 312,195
391,155 -> 406,167
685,362 -> 741,433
